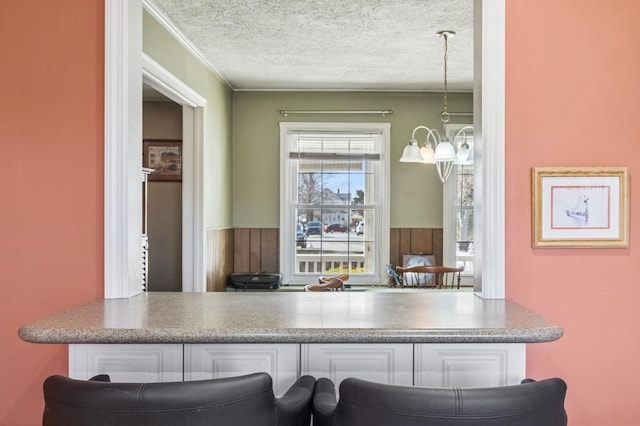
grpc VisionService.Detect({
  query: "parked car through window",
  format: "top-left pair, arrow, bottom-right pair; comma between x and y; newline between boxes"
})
306,221 -> 322,235
324,223 -> 348,233
296,223 -> 307,248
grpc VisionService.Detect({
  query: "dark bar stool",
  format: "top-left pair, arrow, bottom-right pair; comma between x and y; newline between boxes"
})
313,377 -> 567,426
43,372 -> 315,426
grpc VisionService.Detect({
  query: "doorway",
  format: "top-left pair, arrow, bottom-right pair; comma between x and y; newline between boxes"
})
142,54 -> 208,293
143,89 -> 183,291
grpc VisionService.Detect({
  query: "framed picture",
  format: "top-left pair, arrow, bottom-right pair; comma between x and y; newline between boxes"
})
402,254 -> 436,286
532,167 -> 628,248
143,140 -> 182,181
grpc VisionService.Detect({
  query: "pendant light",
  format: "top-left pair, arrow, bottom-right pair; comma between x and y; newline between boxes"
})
399,30 -> 473,184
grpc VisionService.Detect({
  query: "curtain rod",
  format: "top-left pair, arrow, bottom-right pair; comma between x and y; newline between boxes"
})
280,109 -> 393,116
279,109 -> 471,117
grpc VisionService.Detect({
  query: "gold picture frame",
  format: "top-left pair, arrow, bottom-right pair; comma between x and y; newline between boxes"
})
532,167 -> 628,248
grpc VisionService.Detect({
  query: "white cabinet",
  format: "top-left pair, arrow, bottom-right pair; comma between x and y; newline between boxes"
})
301,343 -> 525,392
301,343 -> 414,392
68,343 -> 526,392
69,344 -> 183,383
184,344 -> 299,397
414,343 -> 526,387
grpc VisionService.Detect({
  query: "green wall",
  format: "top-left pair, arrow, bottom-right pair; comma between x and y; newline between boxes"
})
232,91 -> 473,228
143,10 -> 234,229
143,10 -> 473,230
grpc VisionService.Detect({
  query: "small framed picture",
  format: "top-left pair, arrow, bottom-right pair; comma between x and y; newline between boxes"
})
532,167 -> 628,248
143,140 -> 182,181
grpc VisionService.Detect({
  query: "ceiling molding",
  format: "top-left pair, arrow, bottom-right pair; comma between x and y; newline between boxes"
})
143,0 -> 233,90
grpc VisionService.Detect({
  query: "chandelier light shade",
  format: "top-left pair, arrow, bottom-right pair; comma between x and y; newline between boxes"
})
399,140 -> 424,162
419,143 -> 435,163
400,125 -> 441,164
399,30 -> 474,184
456,134 -> 472,164
433,138 -> 457,162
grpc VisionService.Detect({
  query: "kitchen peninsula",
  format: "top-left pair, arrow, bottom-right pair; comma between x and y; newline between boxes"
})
20,292 -> 562,395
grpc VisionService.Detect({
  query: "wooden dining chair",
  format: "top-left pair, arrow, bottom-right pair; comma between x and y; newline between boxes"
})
395,265 -> 464,289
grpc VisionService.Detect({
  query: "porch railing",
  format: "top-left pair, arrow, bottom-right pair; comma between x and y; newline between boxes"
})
295,254 -> 366,274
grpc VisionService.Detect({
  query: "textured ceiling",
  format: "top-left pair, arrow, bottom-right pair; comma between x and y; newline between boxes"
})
147,0 -> 474,91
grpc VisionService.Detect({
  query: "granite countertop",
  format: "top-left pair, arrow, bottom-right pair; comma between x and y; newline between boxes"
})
18,292 -> 563,345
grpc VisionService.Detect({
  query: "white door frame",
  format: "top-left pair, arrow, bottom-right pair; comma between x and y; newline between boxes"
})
104,0 -> 206,297
142,54 -> 207,293
104,0 -> 144,298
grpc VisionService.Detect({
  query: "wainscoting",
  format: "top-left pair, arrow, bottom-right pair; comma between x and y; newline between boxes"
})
206,228 -> 442,291
389,228 -> 443,268
206,228 -> 233,292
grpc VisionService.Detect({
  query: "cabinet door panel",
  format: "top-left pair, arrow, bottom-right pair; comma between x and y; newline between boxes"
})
69,344 -> 183,383
414,343 -> 526,388
301,343 -> 413,394
185,344 -> 299,397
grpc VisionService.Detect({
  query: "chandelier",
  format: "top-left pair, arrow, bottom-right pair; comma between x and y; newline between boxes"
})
399,30 -> 473,183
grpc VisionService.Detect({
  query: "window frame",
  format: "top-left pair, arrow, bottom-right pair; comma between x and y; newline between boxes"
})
279,122 -> 391,286
443,124 -> 474,284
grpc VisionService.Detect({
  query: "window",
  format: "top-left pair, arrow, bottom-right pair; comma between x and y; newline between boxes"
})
443,124 -> 474,281
279,123 -> 390,285
454,134 -> 474,276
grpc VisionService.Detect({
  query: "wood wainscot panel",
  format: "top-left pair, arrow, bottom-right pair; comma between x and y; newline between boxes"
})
249,228 -> 262,272
259,229 -> 279,272
206,228 -> 233,292
409,228 -> 433,255
390,228 -> 443,267
234,228 -> 251,273
432,229 -> 443,266
233,228 -> 279,274
389,229 -> 402,267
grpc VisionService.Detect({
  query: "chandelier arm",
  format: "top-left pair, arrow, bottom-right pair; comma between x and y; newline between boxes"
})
453,125 -> 474,149
411,126 -> 441,146
453,125 -> 474,142
436,161 -> 454,184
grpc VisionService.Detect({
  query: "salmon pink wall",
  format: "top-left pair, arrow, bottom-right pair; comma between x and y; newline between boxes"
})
2,0 -> 640,425
0,1 -> 104,425
506,0 -> 640,424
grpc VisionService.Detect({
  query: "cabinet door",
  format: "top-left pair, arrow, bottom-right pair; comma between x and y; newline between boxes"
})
414,343 -> 526,388
184,344 -> 299,397
301,343 -> 413,394
69,344 -> 183,383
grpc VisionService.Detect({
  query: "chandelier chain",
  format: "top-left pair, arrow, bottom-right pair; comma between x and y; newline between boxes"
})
441,33 -> 450,123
